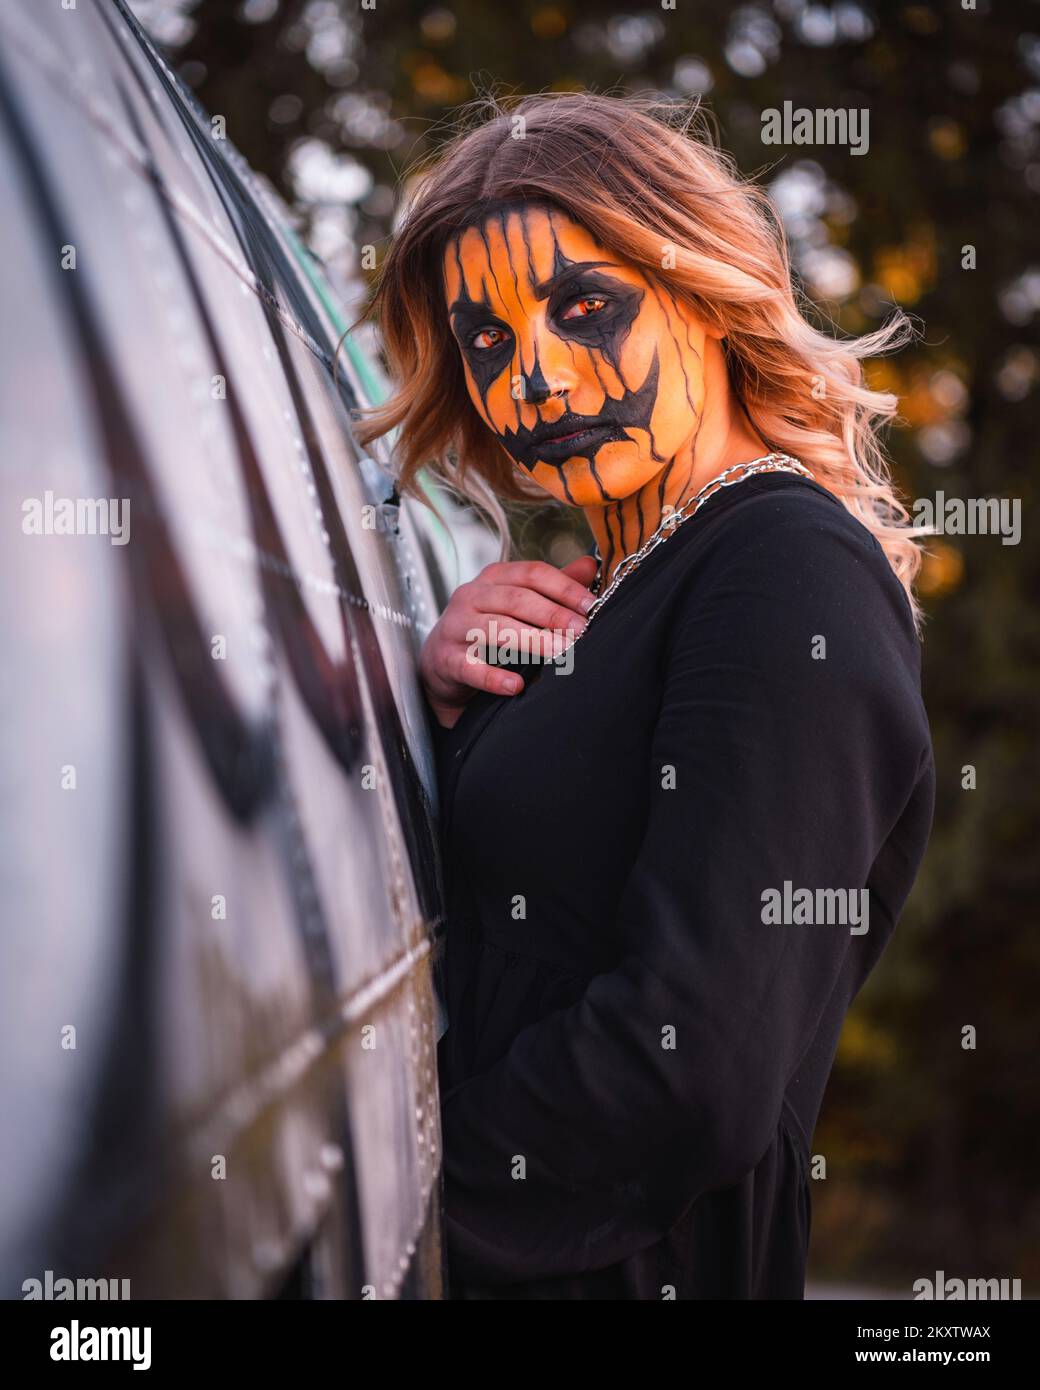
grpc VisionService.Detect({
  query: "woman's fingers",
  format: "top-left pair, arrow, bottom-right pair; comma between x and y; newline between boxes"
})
420,627 -> 526,708
458,613 -> 579,664
470,582 -> 590,636
560,554 -> 599,583
477,560 -> 596,620
418,558 -> 597,719
444,649 -> 526,698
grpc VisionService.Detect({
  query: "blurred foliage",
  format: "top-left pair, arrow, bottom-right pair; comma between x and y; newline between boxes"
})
132,0 -> 1040,1289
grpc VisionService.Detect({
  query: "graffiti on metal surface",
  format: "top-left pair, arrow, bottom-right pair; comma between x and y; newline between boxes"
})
0,0 -> 469,1299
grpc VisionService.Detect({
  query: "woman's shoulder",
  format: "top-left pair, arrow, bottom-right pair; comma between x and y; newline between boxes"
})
692,472 -> 883,557
671,472 -> 919,646
658,473 -> 931,768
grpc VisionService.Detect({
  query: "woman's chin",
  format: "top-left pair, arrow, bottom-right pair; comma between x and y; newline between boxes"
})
528,453 -> 665,506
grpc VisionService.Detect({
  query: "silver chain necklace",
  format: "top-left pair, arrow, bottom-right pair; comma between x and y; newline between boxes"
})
571,452 -> 815,643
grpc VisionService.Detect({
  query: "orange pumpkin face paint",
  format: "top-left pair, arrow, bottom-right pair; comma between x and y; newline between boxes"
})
442,200 -> 711,576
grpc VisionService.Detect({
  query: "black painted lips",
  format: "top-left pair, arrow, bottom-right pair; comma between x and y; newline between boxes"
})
515,419 -> 623,469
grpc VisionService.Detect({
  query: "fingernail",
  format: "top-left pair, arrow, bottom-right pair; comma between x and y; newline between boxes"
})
579,594 -> 595,614
567,616 -> 587,633
503,674 -> 523,693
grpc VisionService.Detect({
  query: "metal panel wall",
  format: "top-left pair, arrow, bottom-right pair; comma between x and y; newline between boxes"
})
0,0 -> 472,1299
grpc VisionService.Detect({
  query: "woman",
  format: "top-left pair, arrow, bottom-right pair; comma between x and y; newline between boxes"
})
354,91 -> 935,1299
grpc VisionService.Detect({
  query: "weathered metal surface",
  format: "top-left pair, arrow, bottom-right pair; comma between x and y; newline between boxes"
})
0,0 -> 492,1300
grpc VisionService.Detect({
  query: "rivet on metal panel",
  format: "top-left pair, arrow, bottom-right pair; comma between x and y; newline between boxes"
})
302,1170 -> 331,1204
319,1143 -> 344,1172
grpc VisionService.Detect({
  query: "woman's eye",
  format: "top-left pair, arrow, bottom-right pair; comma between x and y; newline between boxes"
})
469,326 -> 509,350
561,295 -> 608,320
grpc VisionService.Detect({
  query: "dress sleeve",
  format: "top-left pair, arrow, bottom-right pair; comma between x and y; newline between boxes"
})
439,509 -> 930,1286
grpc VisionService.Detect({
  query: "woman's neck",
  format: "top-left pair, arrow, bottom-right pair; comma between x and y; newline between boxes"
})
585,377 -> 769,589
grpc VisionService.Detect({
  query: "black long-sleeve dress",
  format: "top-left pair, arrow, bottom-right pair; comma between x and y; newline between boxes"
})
425,470 -> 935,1299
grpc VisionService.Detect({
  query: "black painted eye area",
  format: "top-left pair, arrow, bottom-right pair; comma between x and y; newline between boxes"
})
465,294 -> 607,349
468,324 -> 512,351
549,275 -> 641,355
449,262 -> 643,400
560,294 -> 608,321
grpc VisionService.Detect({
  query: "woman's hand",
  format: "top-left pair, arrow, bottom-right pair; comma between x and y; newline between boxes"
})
419,555 -> 598,729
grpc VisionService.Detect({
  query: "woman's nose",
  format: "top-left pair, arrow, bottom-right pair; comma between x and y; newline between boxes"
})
517,331 -> 578,405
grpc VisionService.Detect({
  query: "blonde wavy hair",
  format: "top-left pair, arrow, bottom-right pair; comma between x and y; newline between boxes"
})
351,89 -> 926,631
